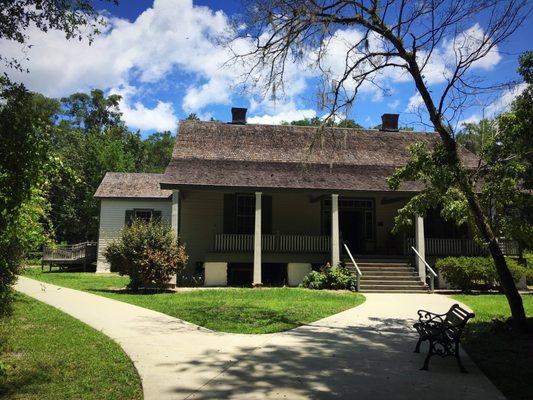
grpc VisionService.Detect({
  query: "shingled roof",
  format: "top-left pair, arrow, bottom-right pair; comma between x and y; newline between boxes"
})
161,120 -> 478,193
95,172 -> 172,199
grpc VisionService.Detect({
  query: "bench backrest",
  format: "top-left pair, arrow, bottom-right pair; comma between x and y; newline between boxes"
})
443,304 -> 475,339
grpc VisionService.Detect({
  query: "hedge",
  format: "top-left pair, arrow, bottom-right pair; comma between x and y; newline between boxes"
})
435,256 -> 526,292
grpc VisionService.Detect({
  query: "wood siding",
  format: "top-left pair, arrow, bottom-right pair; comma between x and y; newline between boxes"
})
96,199 -> 171,272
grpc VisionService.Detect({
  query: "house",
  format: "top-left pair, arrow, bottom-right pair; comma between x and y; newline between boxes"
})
94,109 -> 506,291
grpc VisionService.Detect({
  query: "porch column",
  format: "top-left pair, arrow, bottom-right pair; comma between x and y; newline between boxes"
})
171,190 -> 179,238
415,214 -> 426,281
331,194 -> 340,267
253,192 -> 262,286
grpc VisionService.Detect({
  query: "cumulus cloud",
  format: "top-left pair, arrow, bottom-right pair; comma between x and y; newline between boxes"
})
406,93 -> 424,113
459,83 -> 528,126
111,86 -> 178,131
0,0 -> 505,130
248,104 -> 316,125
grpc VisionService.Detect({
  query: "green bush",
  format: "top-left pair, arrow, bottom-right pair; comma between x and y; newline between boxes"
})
104,220 -> 188,291
301,264 -> 357,291
435,256 -> 526,292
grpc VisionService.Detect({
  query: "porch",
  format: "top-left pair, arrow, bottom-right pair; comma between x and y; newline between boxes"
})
171,189 -> 491,288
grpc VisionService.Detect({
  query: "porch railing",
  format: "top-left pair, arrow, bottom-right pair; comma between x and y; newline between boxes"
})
404,237 -> 519,257
213,233 -> 330,253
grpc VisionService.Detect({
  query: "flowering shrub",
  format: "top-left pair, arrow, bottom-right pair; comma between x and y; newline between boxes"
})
301,264 -> 357,291
104,220 -> 187,290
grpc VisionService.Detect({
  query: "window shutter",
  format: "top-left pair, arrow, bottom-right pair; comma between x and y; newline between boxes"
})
153,210 -> 162,222
124,210 -> 134,226
223,194 -> 236,233
262,195 -> 272,234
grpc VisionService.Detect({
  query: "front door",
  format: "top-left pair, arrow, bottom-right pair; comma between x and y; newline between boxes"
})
340,209 -> 364,253
339,198 -> 374,255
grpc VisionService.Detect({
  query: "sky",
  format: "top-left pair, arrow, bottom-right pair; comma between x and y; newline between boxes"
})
1,0 -> 531,135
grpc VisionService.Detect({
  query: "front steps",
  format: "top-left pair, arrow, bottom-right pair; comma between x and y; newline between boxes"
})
345,262 -> 429,293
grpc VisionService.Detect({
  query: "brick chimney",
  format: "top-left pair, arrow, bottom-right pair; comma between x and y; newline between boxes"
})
231,107 -> 247,124
380,113 -> 399,132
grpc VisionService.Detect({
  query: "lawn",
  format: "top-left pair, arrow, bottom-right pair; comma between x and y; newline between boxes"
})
23,268 -> 365,334
451,293 -> 533,400
0,293 -> 142,400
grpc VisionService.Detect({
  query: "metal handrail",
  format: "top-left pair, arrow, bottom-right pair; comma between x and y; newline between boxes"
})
411,246 -> 436,292
343,242 -> 362,292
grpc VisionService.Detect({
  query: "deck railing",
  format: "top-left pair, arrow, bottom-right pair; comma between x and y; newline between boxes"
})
213,234 -> 330,253
42,242 -> 97,262
404,237 -> 519,256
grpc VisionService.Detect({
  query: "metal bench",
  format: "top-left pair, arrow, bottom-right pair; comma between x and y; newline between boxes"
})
413,304 -> 475,373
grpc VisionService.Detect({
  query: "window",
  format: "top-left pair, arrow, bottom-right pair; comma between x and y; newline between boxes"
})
134,209 -> 153,222
236,195 -> 255,234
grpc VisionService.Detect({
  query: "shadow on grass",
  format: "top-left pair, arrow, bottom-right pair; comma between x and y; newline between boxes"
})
460,317 -> 533,400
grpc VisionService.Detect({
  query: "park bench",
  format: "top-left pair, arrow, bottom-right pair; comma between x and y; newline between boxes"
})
413,304 -> 475,373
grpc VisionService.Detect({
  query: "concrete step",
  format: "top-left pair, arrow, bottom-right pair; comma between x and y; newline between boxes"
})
361,271 -> 418,277
360,284 -> 426,291
355,263 -> 411,268
361,276 -> 421,282
362,290 -> 428,293
357,268 -> 415,274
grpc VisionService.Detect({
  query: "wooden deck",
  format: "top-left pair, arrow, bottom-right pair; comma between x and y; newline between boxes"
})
42,242 -> 97,272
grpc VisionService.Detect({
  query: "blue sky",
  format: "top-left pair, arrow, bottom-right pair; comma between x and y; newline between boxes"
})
2,0 -> 531,135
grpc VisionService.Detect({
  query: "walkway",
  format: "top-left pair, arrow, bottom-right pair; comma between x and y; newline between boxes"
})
15,276 -> 504,400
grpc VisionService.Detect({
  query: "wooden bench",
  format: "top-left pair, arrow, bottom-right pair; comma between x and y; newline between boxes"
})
413,304 -> 475,373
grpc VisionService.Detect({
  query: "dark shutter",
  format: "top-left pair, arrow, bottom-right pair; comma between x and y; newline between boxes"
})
125,210 -> 134,226
223,194 -> 236,233
262,195 -> 272,234
153,210 -> 162,222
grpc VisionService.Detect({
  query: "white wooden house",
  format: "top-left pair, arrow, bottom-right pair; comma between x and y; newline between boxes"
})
94,110 -> 519,291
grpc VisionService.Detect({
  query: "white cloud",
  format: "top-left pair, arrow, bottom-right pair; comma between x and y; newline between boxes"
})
387,99 -> 400,110
458,83 -> 528,126
444,24 -> 501,71
110,86 -> 178,131
248,105 -> 316,125
406,93 -> 424,113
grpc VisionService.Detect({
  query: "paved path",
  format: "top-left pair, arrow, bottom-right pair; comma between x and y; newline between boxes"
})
15,276 -> 505,400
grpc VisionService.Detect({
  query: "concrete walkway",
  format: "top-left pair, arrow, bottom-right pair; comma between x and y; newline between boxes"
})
15,276 -> 504,400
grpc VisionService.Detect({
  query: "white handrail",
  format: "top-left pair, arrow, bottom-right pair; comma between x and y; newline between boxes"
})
343,243 -> 362,276
411,246 -> 437,277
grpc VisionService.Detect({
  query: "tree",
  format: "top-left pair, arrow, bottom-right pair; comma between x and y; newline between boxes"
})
0,80 -> 57,315
61,89 -> 123,133
143,131 -> 175,173
456,119 -> 496,155
186,113 -> 200,121
0,0 -> 116,71
234,0 -> 529,330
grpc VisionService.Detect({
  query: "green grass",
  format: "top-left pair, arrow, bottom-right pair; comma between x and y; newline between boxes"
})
0,293 -> 142,400
451,293 -> 533,400
23,268 -> 364,334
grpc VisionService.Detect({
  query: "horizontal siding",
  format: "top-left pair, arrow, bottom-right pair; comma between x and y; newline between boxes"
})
96,199 -> 171,272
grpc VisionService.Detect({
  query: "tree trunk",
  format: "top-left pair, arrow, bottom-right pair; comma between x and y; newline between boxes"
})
405,57 -> 529,332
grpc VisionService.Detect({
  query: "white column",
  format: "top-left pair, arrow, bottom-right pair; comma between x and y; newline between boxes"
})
331,194 -> 340,267
415,214 -> 426,281
171,190 -> 179,238
253,192 -> 262,286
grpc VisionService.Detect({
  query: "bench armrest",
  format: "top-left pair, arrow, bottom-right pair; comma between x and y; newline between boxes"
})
417,309 -> 446,324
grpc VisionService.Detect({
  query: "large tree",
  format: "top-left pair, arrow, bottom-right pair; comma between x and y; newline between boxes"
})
234,0 -> 530,330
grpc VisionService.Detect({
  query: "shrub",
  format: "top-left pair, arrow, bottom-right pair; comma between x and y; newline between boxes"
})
301,264 -> 357,291
104,220 -> 188,291
435,256 -> 526,292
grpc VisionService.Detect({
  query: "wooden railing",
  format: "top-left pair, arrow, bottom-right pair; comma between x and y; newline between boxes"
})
42,242 -> 97,262
404,238 -> 519,256
213,234 -> 330,253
